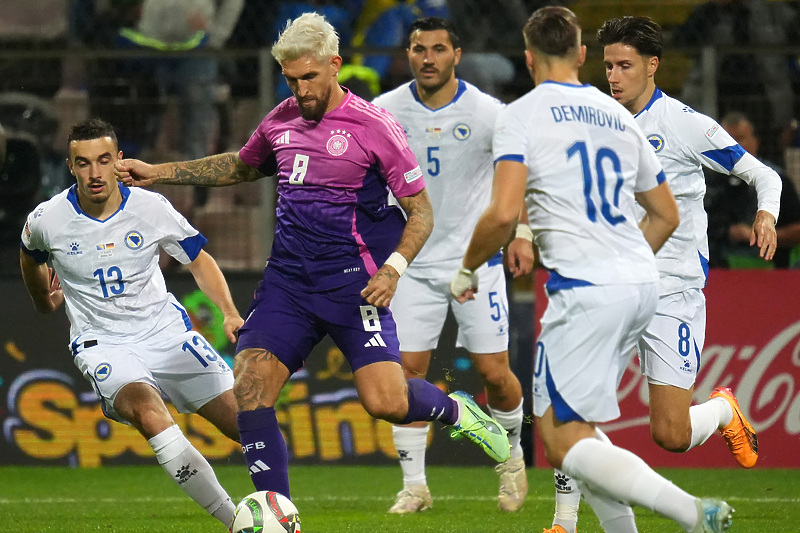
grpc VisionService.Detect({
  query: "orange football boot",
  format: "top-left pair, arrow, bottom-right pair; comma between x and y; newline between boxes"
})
543,526 -> 573,533
710,387 -> 758,468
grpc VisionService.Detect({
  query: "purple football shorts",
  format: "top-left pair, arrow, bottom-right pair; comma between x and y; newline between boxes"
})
236,268 -> 400,374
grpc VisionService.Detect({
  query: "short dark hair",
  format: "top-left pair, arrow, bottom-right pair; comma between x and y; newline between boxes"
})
67,118 -> 118,148
406,17 -> 460,50
523,6 -> 581,57
597,17 -> 663,59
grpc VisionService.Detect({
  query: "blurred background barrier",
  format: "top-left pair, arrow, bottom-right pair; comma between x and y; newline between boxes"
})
1,1 -> 800,274
0,274 -> 525,467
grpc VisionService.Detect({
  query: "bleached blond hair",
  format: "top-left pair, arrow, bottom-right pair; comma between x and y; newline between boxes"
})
271,12 -> 340,63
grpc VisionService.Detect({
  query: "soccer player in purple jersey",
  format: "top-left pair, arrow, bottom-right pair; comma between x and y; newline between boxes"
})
115,12 -> 510,501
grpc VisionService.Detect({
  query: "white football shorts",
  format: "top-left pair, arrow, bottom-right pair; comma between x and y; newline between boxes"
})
71,318 -> 233,424
636,288 -> 706,390
533,282 -> 658,423
391,262 -> 509,354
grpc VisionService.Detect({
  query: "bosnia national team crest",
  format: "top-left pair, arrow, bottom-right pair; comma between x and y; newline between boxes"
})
327,129 -> 351,156
647,134 -> 665,152
453,123 -> 471,140
94,363 -> 112,381
125,231 -> 144,250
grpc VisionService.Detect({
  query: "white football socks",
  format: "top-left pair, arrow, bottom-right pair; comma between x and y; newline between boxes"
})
561,437 -> 699,531
148,424 -> 235,527
688,396 -> 733,449
578,477 -> 638,533
393,425 -> 430,487
569,427 -> 638,532
488,399 -> 524,460
552,468 -> 580,533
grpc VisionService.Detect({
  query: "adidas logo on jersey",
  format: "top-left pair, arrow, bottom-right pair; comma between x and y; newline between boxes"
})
276,131 -> 290,145
364,333 -> 386,348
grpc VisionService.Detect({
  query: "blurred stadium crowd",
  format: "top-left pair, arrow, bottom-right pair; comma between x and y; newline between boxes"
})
1,0 -> 800,273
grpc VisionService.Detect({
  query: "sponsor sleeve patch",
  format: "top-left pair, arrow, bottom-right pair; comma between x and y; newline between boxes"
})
706,124 -> 720,138
404,166 -> 423,184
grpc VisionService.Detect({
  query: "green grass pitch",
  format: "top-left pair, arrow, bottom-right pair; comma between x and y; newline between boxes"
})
0,465 -> 796,532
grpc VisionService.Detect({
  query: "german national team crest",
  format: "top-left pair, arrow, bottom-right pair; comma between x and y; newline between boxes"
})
647,134 -> 665,152
125,231 -> 144,250
453,123 -> 471,140
327,129 -> 351,156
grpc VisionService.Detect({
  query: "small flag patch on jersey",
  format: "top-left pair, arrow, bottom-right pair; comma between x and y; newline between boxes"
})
96,243 -> 115,250
426,127 -> 442,139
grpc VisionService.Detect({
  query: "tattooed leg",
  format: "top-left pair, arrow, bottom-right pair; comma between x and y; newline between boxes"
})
233,348 -> 292,496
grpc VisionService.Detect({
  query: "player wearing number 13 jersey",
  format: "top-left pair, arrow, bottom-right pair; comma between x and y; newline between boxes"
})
22,173 -> 207,342
20,119 -> 243,529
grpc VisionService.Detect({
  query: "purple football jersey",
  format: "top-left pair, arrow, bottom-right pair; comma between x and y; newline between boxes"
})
240,90 -> 425,290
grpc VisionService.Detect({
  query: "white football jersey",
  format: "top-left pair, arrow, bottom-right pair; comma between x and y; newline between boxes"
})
493,81 -> 663,286
373,80 -> 503,275
21,185 -> 206,341
633,87 -> 779,295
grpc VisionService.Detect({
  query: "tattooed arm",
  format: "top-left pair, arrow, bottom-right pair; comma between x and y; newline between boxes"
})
392,188 -> 434,266
360,188 -> 434,307
114,152 -> 264,187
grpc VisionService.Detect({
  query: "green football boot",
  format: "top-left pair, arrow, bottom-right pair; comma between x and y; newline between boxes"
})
448,390 -> 510,463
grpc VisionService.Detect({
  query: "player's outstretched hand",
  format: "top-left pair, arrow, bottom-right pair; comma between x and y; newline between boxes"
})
361,265 -> 399,307
223,314 -> 244,344
507,237 -> 535,277
751,210 -> 777,261
450,267 -> 478,304
114,158 -> 159,187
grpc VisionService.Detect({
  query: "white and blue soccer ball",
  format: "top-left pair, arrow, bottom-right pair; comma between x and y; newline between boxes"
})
231,490 -> 301,533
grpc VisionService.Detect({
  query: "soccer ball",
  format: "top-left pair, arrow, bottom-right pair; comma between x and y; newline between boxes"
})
231,490 -> 301,533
